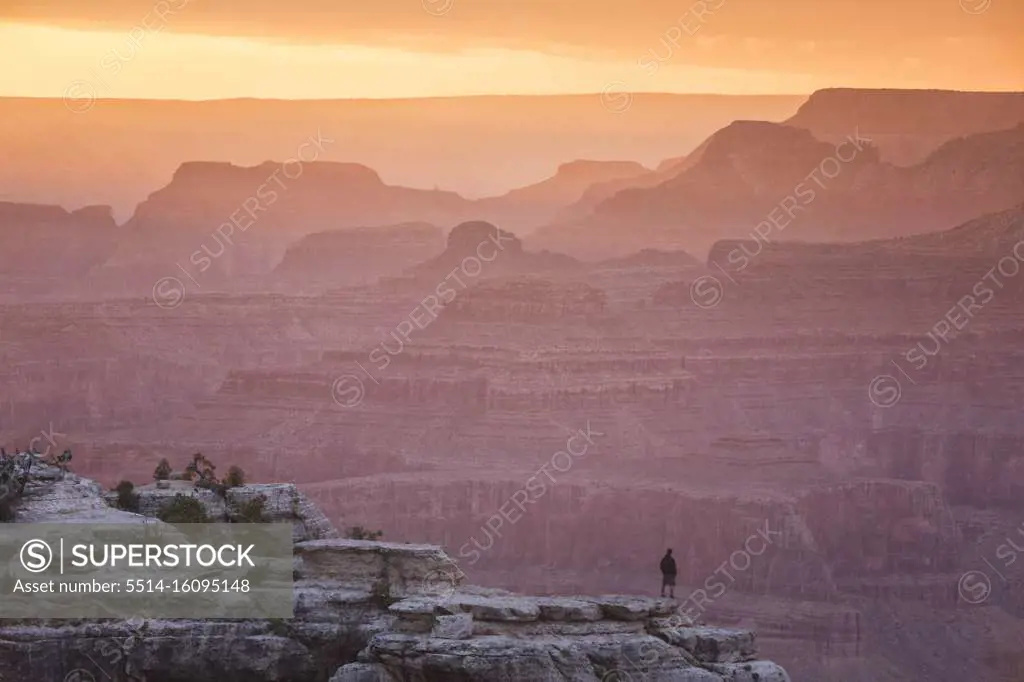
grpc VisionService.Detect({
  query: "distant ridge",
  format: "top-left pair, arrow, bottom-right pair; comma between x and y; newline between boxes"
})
785,88 -> 1024,166
530,121 -> 1024,260
0,93 -> 804,218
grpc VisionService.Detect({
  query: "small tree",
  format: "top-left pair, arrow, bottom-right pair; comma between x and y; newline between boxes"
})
224,465 -> 246,488
115,480 -> 140,512
158,493 -> 209,524
346,526 -> 384,541
153,458 -> 172,481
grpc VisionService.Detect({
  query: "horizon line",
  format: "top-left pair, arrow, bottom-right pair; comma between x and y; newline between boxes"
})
4,87 -> 1024,104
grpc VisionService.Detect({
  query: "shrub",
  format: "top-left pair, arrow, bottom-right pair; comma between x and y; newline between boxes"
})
115,480 -> 140,512
188,452 -> 218,484
157,493 -> 209,524
224,465 -> 246,489
0,449 -> 32,522
153,458 -> 172,481
267,618 -> 290,637
345,526 -> 384,541
0,494 -> 17,522
236,495 -> 268,523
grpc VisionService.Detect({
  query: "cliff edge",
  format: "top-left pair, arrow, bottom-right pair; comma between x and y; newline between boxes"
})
0,461 -> 790,682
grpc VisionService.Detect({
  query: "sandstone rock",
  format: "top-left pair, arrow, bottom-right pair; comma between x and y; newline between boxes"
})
226,483 -> 339,542
366,632 -> 724,681
535,596 -> 604,622
432,613 -> 474,639
584,595 -> 675,621
442,594 -> 542,622
706,660 -> 791,682
659,627 -> 756,664
330,662 -> 395,681
294,539 -> 459,599
127,481 -> 229,519
293,585 -> 379,623
649,614 -> 698,633
471,619 -> 645,638
15,465 -> 152,524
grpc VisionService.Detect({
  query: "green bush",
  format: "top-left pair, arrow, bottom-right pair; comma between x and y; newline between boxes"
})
115,480 -> 140,512
196,477 -> 224,496
345,526 -> 384,541
224,465 -> 246,488
153,458 -> 172,481
157,493 -> 209,524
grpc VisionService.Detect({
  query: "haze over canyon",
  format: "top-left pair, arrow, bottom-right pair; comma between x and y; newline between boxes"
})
2,1 -> 1023,680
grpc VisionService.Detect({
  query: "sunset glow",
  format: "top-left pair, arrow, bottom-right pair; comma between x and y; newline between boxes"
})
2,0 -> 1021,100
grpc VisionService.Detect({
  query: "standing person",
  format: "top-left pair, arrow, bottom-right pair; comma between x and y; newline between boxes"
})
660,548 -> 677,598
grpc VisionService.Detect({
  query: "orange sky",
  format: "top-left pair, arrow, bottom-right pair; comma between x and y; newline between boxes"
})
2,0 -> 1021,98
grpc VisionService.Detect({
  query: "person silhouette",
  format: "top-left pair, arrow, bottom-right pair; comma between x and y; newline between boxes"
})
660,548 -> 677,598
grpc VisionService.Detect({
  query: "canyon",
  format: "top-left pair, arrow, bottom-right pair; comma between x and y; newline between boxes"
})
4,208 -> 1024,679
3,88 -> 1024,681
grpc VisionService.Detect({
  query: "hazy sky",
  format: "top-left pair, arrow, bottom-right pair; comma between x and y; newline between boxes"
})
2,0 -> 1021,98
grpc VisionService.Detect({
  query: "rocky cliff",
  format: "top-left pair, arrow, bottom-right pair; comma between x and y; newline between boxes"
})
0,461 -> 790,682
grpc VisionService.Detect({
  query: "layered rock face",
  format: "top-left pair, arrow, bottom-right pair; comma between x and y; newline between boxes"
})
0,465 -> 788,682
335,591 -> 789,682
441,278 -> 608,322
